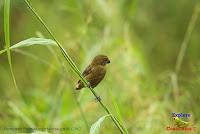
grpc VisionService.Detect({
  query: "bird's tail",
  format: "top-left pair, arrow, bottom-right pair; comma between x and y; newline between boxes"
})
75,80 -> 84,90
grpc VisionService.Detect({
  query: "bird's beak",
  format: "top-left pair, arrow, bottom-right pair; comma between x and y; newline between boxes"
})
107,60 -> 110,64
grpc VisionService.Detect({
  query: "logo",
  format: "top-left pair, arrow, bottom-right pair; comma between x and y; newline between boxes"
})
166,112 -> 196,131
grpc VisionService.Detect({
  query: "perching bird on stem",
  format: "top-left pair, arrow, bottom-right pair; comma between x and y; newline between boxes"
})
75,55 -> 110,90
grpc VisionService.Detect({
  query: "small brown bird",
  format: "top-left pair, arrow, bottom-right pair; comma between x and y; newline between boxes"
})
75,55 -> 110,90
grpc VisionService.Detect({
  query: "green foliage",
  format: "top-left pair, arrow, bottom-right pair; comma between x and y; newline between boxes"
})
0,38 -> 56,54
31,131 -> 50,134
0,0 -> 200,134
3,0 -> 21,101
89,114 -> 111,134
8,101 -> 35,128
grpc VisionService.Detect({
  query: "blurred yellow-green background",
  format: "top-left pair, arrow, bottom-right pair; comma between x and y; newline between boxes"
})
0,0 -> 200,133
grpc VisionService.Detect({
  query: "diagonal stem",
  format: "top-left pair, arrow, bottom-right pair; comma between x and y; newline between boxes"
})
175,5 -> 200,74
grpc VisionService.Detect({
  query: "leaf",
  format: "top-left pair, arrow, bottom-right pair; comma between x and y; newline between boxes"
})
0,38 -> 57,55
31,131 -> 50,134
4,0 -> 20,96
89,114 -> 111,134
10,37 -> 57,49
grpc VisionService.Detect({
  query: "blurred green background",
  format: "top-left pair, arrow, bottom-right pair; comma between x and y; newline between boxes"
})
0,0 -> 200,133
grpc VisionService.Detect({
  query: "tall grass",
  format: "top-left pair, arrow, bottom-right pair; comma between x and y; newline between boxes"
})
24,0 -> 127,133
3,0 -> 21,98
172,4 -> 200,101
2,0 -> 199,133
175,4 -> 200,74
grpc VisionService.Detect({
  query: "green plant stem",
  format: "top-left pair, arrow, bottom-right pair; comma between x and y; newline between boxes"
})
47,45 -> 90,132
4,0 -> 22,99
24,0 -> 126,133
175,4 -> 200,74
171,4 -> 200,101
113,116 -> 128,134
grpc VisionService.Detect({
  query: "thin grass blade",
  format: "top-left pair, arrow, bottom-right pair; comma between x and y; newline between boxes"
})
0,38 -> 56,55
4,0 -> 21,97
89,114 -> 111,134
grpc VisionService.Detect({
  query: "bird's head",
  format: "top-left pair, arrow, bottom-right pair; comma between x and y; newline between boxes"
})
92,55 -> 110,66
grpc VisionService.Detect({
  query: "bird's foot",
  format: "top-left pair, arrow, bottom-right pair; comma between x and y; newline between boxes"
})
95,96 -> 101,102
87,82 -> 92,88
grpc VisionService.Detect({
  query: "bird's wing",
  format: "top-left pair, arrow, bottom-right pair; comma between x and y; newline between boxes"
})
84,65 -> 106,88
76,65 -> 106,89
82,64 -> 93,77
75,64 -> 93,89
